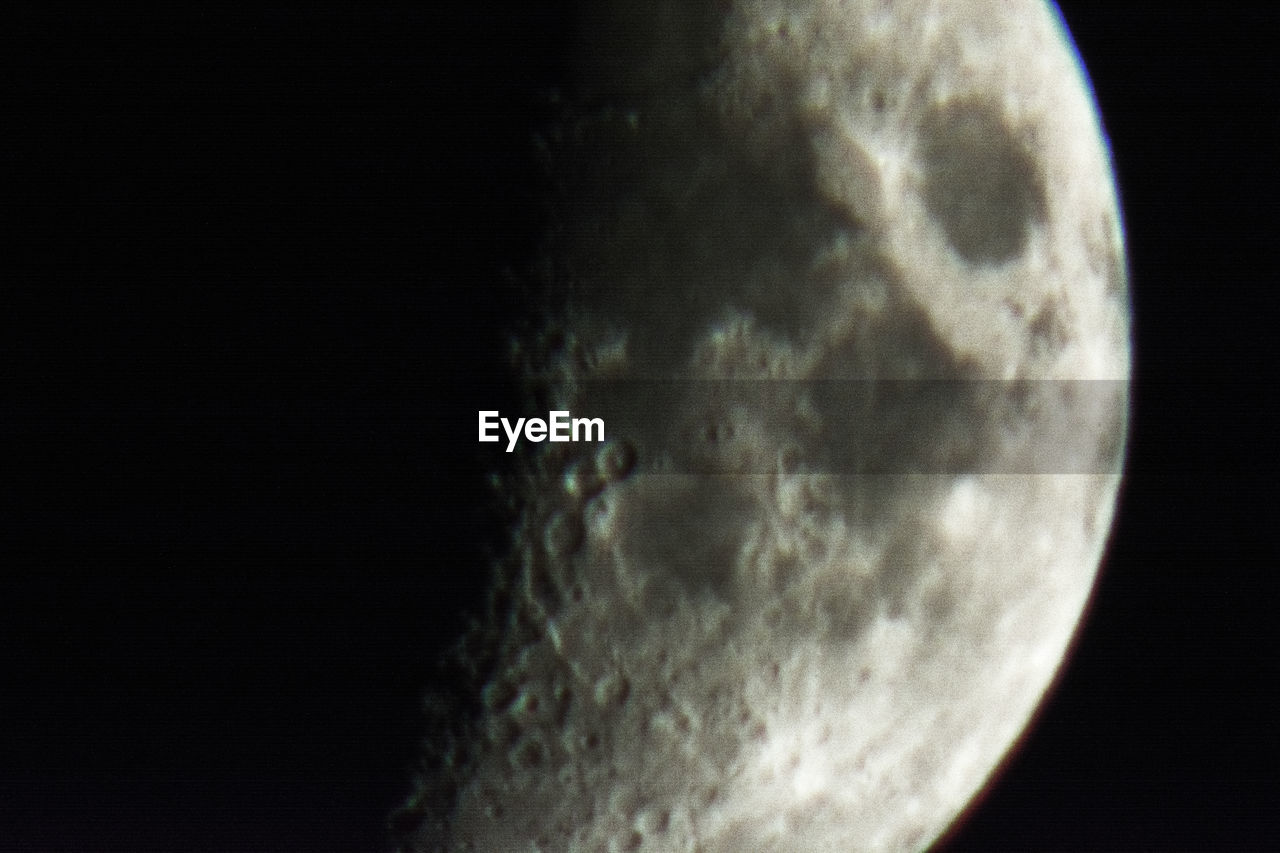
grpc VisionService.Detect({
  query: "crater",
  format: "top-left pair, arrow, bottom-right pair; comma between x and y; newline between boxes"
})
919,97 -> 1046,265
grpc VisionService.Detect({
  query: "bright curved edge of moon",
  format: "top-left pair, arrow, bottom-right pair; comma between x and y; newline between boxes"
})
397,2 -> 1132,851
1051,0 -> 1132,318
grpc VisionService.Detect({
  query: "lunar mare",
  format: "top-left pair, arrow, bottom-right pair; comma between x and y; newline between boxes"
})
400,1 -> 1128,851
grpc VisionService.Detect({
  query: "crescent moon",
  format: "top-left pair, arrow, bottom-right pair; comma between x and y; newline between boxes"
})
401,1 -> 1129,850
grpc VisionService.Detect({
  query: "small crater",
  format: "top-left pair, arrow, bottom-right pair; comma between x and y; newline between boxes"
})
597,438 -> 637,482
703,419 -> 735,445
482,677 -> 518,713
563,457 -> 604,501
1028,300 -> 1069,354
544,510 -> 585,556
513,736 -> 546,769
516,690 -> 541,716
621,830 -> 643,851
594,672 -> 631,708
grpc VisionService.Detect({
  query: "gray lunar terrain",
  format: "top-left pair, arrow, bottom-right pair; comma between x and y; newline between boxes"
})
400,1 -> 1129,850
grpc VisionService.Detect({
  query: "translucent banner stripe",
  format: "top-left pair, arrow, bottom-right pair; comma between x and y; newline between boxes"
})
546,379 -> 1128,475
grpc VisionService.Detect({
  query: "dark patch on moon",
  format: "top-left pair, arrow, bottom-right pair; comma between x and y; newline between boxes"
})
877,531 -> 933,619
1028,299 -> 1069,355
619,476 -> 755,606
550,75 -> 859,372
575,0 -> 727,99
919,97 -> 1046,265
816,575 -> 876,640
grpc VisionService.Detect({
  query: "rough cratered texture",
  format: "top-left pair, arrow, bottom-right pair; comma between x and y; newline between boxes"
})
400,1 -> 1129,851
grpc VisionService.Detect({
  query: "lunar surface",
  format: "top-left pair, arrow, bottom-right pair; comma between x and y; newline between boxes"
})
400,1 -> 1129,850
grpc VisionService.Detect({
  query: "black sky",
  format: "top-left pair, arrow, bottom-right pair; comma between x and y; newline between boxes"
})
1,2 -> 1276,851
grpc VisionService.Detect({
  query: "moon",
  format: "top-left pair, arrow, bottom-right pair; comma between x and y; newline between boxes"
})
400,1 -> 1129,850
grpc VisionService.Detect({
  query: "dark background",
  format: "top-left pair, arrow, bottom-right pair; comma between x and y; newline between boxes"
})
0,2 -> 1274,851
